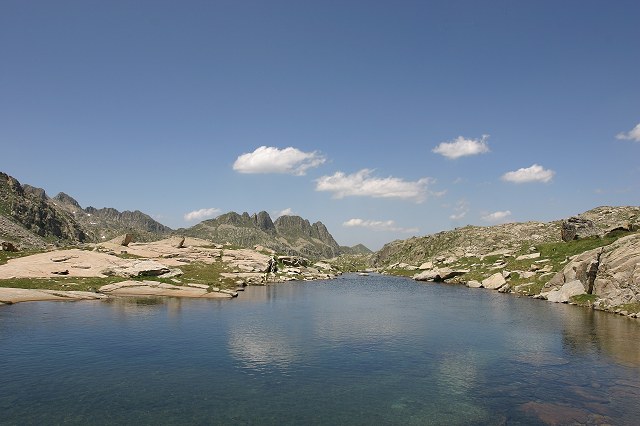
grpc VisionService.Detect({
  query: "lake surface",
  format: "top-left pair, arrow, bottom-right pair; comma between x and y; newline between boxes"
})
1,274 -> 640,425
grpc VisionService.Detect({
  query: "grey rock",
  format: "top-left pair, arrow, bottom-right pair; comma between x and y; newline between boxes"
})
413,267 -> 468,282
544,280 -> 586,303
544,234 -> 640,307
102,260 -> 170,278
516,252 -> 541,261
482,273 -> 506,290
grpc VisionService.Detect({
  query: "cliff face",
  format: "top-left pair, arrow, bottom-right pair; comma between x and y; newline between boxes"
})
182,211 -> 343,259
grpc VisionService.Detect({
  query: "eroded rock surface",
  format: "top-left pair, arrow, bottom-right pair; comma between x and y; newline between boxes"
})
544,234 -> 640,307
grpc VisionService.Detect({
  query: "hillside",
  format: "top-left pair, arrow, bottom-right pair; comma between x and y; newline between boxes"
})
180,211 -> 345,259
372,206 -> 639,267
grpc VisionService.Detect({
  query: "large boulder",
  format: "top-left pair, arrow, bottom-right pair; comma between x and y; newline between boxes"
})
101,260 -> 170,278
108,234 -> 133,247
413,267 -> 468,282
481,273 -> 506,290
561,217 -> 598,241
543,280 -> 586,303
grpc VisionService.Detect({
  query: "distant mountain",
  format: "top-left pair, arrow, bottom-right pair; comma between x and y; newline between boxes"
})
1,172 -> 86,248
341,243 -> 373,255
52,192 -> 172,242
0,171 -> 368,259
180,211 -> 345,259
0,171 -> 171,248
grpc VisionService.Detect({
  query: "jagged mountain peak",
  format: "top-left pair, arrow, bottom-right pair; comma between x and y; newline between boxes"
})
53,192 -> 81,209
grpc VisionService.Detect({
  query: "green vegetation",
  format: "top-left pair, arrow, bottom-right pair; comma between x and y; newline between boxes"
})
0,276 -> 124,292
0,249 -> 42,266
616,302 -> 640,314
570,294 -> 598,305
171,261 -> 237,289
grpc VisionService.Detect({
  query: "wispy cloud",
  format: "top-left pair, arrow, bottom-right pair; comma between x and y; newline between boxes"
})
616,123 -> 640,142
482,210 -> 512,222
184,207 -> 221,221
502,164 -> 555,183
273,207 -> 294,218
233,146 -> 326,175
433,135 -> 490,159
343,218 -> 419,233
449,199 -> 469,221
316,169 -> 434,203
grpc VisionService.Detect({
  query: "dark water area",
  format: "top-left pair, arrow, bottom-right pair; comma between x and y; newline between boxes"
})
1,274 -> 640,425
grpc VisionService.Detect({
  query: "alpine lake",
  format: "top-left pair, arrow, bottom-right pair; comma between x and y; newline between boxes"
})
1,274 -> 639,425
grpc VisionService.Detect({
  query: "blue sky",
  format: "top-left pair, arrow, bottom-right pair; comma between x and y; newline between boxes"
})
1,0 -> 639,250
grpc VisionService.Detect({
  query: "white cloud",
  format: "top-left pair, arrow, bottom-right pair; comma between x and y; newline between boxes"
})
273,208 -> 294,218
482,210 -> 512,222
184,207 -> 221,221
432,135 -> 490,159
233,146 -> 326,175
501,164 -> 555,183
449,199 -> 469,221
616,123 -> 640,142
316,169 -> 434,203
343,218 -> 419,233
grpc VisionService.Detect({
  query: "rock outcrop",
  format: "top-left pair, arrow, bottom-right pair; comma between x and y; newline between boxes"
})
413,267 -> 468,282
543,280 -> 586,303
561,217 -> 597,241
543,234 -> 640,308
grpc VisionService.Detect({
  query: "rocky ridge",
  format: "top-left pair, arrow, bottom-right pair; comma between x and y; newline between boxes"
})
181,211 -> 346,260
373,206 -> 639,266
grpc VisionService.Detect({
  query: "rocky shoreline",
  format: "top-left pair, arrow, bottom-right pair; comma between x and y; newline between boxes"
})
382,231 -> 640,320
0,236 -> 341,305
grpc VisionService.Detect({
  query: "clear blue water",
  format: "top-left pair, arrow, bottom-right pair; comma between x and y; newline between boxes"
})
1,274 -> 640,425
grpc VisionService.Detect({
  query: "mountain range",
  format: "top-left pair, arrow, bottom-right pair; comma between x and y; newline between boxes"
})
0,171 -> 369,259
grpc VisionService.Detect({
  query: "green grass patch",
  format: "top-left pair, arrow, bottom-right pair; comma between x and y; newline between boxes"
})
570,294 -> 599,305
176,261 -> 236,289
0,249 -> 43,266
616,302 -> 640,314
0,276 -> 124,292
